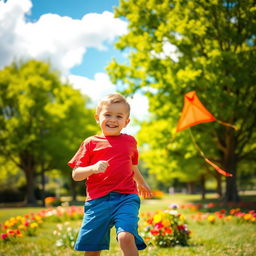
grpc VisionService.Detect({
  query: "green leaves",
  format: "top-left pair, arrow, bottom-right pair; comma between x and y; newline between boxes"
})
0,60 -> 97,203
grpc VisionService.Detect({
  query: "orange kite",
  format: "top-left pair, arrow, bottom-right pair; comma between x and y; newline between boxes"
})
176,91 -> 216,132
176,91 -> 233,177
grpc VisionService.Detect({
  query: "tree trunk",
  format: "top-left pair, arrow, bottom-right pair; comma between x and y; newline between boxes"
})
21,152 -> 37,205
41,168 -> 46,207
24,166 -> 37,205
224,129 -> 240,202
216,174 -> 222,198
200,174 -> 206,200
70,178 -> 77,202
225,165 -> 239,202
187,182 -> 195,194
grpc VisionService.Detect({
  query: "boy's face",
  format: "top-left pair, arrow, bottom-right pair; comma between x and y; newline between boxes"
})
95,103 -> 130,136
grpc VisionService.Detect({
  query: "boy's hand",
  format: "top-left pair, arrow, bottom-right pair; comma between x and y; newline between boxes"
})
137,183 -> 152,199
93,160 -> 109,174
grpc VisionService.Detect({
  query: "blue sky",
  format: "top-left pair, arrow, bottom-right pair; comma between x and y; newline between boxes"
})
0,0 -> 148,133
30,0 -> 123,79
30,0 -> 119,19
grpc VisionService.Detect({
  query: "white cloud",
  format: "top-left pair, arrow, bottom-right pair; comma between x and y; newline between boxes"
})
127,94 -> 149,121
0,0 -> 32,67
68,73 -> 117,105
0,0 -> 127,73
151,38 -> 181,62
124,93 -> 149,135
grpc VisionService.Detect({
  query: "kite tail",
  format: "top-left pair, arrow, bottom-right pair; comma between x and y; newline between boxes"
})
188,128 -> 233,177
216,120 -> 238,130
204,158 -> 233,177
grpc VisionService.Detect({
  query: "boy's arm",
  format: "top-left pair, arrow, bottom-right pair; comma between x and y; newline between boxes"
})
72,161 -> 109,181
132,165 -> 152,198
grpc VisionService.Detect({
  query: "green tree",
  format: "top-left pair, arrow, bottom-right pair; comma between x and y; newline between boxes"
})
107,0 -> 256,202
0,60 -> 97,205
0,156 -> 25,194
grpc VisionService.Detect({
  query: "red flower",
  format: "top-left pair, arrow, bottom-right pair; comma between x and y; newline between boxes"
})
165,228 -> 172,234
7,230 -> 15,237
15,230 -> 21,235
147,218 -> 153,224
218,214 -> 225,219
150,229 -> 159,236
177,225 -> 185,231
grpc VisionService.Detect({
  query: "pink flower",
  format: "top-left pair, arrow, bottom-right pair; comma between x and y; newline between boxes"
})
1,233 -> 8,240
207,203 -> 215,208
24,221 -> 30,227
155,222 -> 164,229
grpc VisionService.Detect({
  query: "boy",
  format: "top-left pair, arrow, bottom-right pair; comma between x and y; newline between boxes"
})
68,93 -> 152,256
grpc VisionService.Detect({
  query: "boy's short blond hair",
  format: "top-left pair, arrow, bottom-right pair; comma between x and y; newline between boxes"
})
96,93 -> 130,116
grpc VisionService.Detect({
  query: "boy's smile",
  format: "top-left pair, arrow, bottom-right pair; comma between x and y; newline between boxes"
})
95,103 -> 130,136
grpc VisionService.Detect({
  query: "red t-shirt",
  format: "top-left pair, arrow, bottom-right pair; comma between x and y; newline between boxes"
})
67,134 -> 138,200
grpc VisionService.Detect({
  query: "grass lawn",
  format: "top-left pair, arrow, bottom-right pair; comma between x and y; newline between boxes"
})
0,193 -> 256,256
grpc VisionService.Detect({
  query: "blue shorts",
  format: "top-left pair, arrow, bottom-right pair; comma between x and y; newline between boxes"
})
74,192 -> 146,251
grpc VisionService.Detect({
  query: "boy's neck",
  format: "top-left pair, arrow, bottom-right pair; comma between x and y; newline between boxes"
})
99,133 -> 123,137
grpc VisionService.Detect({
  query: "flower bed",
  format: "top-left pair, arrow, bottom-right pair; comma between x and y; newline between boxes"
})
0,206 -> 83,242
190,209 -> 256,224
1,201 -> 255,248
179,201 -> 256,212
178,202 -> 256,224
140,209 -> 191,247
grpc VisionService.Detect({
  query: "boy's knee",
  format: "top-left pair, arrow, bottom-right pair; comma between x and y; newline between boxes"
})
118,232 -> 135,246
84,251 -> 101,256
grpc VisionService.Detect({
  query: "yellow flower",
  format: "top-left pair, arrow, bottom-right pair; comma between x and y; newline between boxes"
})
162,219 -> 171,227
225,216 -> 233,221
10,217 -> 16,222
4,220 -> 10,227
30,222 -> 38,229
153,214 -> 162,223
207,215 -> 216,223
18,224 -> 27,230
35,216 -> 42,221
179,215 -> 185,221
243,214 -> 252,221
16,216 -> 25,222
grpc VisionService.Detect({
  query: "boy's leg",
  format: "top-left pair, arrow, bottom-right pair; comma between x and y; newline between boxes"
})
84,251 -> 101,256
118,232 -> 138,256
112,193 -> 146,251
75,196 -> 112,251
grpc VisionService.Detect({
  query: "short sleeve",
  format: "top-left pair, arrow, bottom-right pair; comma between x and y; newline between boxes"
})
131,137 -> 139,165
67,139 -> 91,169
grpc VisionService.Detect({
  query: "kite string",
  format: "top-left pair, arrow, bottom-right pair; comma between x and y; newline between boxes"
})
188,128 -> 206,159
216,120 -> 238,130
188,128 -> 233,177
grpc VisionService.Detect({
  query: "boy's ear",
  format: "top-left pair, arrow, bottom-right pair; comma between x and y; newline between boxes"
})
125,118 -> 130,127
94,113 -> 99,123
